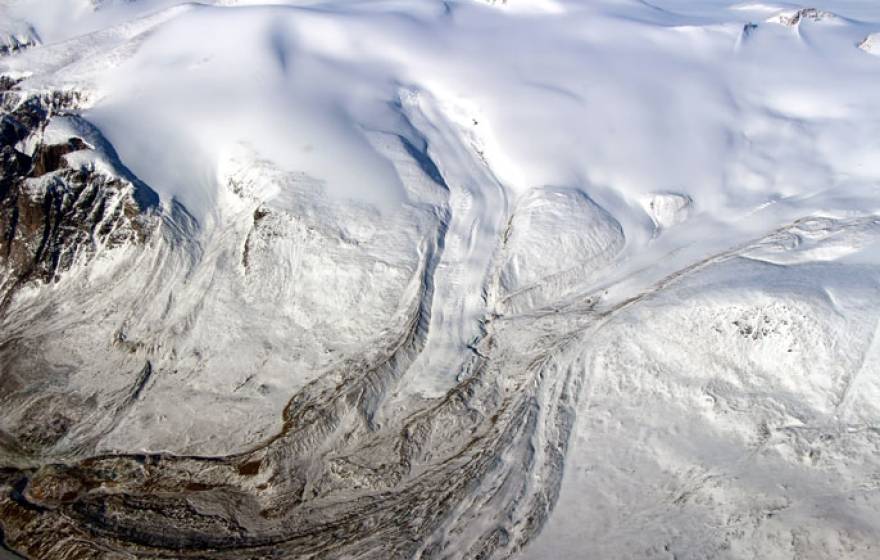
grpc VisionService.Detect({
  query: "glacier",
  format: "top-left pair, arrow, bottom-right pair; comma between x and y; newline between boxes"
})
1,0 -> 880,558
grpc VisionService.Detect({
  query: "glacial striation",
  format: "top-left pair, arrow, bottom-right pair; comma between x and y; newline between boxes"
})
1,1 -> 880,559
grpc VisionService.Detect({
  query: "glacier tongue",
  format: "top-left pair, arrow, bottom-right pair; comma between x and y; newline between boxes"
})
1,0 -> 880,559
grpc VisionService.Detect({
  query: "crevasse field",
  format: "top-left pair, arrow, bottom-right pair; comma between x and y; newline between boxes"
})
1,0 -> 880,558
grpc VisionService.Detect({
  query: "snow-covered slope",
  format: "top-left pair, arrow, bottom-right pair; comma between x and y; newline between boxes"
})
1,0 -> 880,558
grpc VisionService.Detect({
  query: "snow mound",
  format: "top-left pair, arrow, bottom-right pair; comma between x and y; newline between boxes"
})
859,33 -> 880,56
641,192 -> 693,234
495,186 -> 624,313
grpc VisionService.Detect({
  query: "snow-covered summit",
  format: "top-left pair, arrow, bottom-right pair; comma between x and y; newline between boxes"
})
860,32 -> 880,55
766,7 -> 840,27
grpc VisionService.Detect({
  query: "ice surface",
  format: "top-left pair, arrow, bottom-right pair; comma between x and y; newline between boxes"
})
6,0 -> 880,227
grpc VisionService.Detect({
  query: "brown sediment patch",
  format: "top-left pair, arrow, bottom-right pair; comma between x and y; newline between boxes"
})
237,460 -> 262,476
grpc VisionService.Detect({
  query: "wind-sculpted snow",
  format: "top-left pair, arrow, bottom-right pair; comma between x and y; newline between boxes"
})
1,0 -> 880,559
526,218 -> 880,559
494,186 -> 624,314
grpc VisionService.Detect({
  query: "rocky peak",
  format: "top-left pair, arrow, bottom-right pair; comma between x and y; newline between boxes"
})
769,8 -> 837,27
0,81 -> 158,307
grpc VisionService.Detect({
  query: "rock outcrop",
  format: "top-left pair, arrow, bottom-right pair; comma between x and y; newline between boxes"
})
0,81 -> 157,307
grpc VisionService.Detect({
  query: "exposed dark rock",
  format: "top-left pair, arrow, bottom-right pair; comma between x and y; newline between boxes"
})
29,138 -> 87,177
0,33 -> 39,57
0,81 -> 157,307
